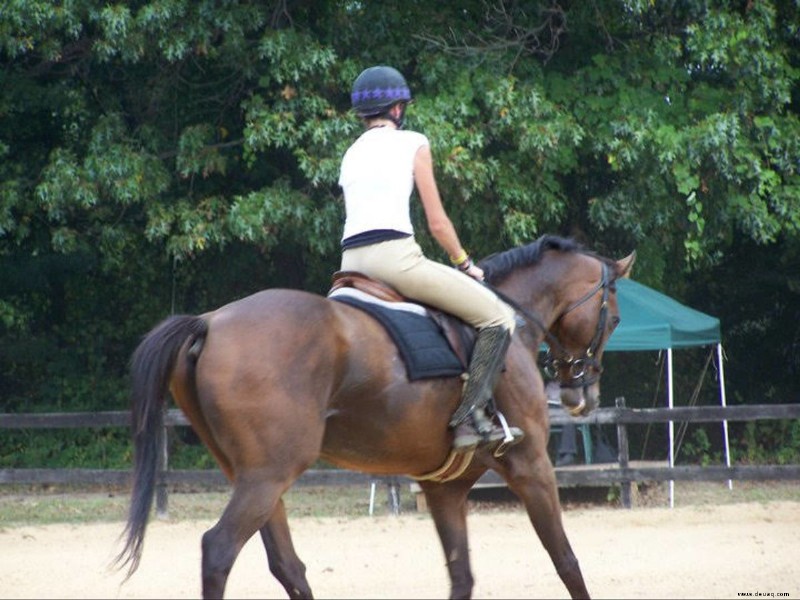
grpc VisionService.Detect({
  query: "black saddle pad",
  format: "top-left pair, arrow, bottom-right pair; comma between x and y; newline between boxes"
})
330,294 -> 465,381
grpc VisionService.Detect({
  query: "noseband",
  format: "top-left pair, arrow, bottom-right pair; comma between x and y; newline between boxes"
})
487,261 -> 612,390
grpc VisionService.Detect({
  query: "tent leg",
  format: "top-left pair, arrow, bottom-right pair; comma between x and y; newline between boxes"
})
369,480 -> 376,516
667,348 -> 675,509
717,343 -> 733,490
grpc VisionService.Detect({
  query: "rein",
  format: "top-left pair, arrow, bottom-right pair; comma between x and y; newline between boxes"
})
486,261 -> 612,390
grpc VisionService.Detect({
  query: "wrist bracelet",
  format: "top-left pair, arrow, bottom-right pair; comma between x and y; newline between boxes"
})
449,250 -> 468,266
456,256 -> 474,272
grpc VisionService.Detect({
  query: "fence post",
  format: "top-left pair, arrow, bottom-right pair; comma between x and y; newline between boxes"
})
156,404 -> 169,518
615,396 -> 632,509
387,476 -> 401,515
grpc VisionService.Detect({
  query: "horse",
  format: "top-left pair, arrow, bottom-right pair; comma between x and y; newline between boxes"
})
116,234 -> 634,599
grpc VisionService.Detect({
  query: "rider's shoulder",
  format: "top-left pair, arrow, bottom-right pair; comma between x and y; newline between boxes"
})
396,129 -> 429,149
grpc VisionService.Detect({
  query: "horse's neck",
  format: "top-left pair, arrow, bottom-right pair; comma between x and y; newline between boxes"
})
498,268 -> 564,332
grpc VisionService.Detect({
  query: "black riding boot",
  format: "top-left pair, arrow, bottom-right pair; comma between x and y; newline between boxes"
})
449,325 -> 524,452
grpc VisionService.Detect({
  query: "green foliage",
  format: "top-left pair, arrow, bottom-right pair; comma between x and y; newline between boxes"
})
0,1 -> 798,469
735,420 -> 800,466
559,1 -> 800,273
0,429 -> 131,469
680,427 -> 719,467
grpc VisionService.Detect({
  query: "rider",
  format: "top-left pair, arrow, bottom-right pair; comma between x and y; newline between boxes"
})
338,65 -> 523,452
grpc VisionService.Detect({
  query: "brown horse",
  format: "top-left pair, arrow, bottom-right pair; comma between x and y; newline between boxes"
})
117,234 -> 634,599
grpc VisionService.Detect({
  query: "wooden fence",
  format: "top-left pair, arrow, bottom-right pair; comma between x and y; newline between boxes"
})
503,399 -> 799,508
1,402 -> 799,513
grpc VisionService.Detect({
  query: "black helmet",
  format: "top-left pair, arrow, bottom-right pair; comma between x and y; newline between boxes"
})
351,65 -> 412,118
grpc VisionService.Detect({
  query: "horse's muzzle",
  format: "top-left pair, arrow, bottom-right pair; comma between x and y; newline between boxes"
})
559,385 -> 599,417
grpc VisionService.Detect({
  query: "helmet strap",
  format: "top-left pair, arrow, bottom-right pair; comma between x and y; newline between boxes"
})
388,103 -> 406,129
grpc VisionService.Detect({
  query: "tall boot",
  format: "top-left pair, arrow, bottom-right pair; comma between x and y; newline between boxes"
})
449,325 -> 524,451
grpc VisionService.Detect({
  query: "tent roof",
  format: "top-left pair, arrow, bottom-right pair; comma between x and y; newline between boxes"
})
606,279 -> 721,351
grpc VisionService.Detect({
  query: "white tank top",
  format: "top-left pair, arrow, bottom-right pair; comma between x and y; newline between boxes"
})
338,127 -> 428,242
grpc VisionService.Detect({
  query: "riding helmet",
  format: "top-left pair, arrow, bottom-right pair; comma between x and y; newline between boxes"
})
350,65 -> 412,118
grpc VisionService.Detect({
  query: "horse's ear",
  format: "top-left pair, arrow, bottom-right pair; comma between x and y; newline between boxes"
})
615,250 -> 636,279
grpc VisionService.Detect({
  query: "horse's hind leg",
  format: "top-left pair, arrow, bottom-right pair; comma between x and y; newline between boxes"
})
201,473 -> 287,599
505,454 -> 590,599
419,477 -> 479,599
258,498 -> 313,599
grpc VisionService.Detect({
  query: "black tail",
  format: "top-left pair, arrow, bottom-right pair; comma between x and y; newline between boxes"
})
114,314 -> 208,579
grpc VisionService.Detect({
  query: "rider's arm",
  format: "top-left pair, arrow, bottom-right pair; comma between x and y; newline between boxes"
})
413,144 -> 484,281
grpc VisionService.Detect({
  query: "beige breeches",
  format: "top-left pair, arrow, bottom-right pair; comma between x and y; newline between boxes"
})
341,236 -> 516,332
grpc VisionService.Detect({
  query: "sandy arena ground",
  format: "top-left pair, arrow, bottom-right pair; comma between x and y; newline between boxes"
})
1,501 -> 798,599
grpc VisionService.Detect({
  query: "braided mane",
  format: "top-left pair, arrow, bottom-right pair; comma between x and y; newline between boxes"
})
479,235 -> 586,285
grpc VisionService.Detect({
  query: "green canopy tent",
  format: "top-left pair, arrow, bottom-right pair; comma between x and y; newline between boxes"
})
607,279 -> 721,351
607,279 -> 731,506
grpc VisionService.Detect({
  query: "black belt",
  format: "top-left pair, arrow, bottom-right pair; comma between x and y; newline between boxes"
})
341,229 -> 411,250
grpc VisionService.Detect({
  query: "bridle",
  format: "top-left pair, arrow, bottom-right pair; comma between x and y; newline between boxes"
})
542,261 -> 612,389
487,261 -> 613,390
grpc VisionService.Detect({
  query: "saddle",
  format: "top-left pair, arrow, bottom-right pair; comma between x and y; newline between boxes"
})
329,270 -> 475,369
331,271 -> 405,303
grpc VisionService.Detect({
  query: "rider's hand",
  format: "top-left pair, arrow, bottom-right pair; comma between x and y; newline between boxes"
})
464,262 -> 485,282
454,255 -> 485,282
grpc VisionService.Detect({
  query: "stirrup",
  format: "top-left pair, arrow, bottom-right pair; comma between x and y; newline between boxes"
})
452,412 -> 524,455
492,412 -> 524,457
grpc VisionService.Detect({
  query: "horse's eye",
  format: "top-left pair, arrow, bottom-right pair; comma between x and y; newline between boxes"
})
611,315 -> 621,328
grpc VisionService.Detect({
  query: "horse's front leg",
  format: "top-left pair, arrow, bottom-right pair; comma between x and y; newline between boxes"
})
502,449 -> 590,599
418,477 -> 480,600
259,498 -> 313,600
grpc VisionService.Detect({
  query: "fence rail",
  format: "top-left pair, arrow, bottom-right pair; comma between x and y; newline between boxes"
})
547,402 -> 800,426
0,467 -> 374,487
1,403 -> 799,512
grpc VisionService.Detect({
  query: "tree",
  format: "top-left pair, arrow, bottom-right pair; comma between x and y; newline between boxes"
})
0,1 -> 797,462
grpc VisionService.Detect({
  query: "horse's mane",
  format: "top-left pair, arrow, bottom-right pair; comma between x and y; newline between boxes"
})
479,234 -> 588,285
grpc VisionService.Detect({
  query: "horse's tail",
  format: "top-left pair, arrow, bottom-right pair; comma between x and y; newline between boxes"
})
114,314 -> 208,579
